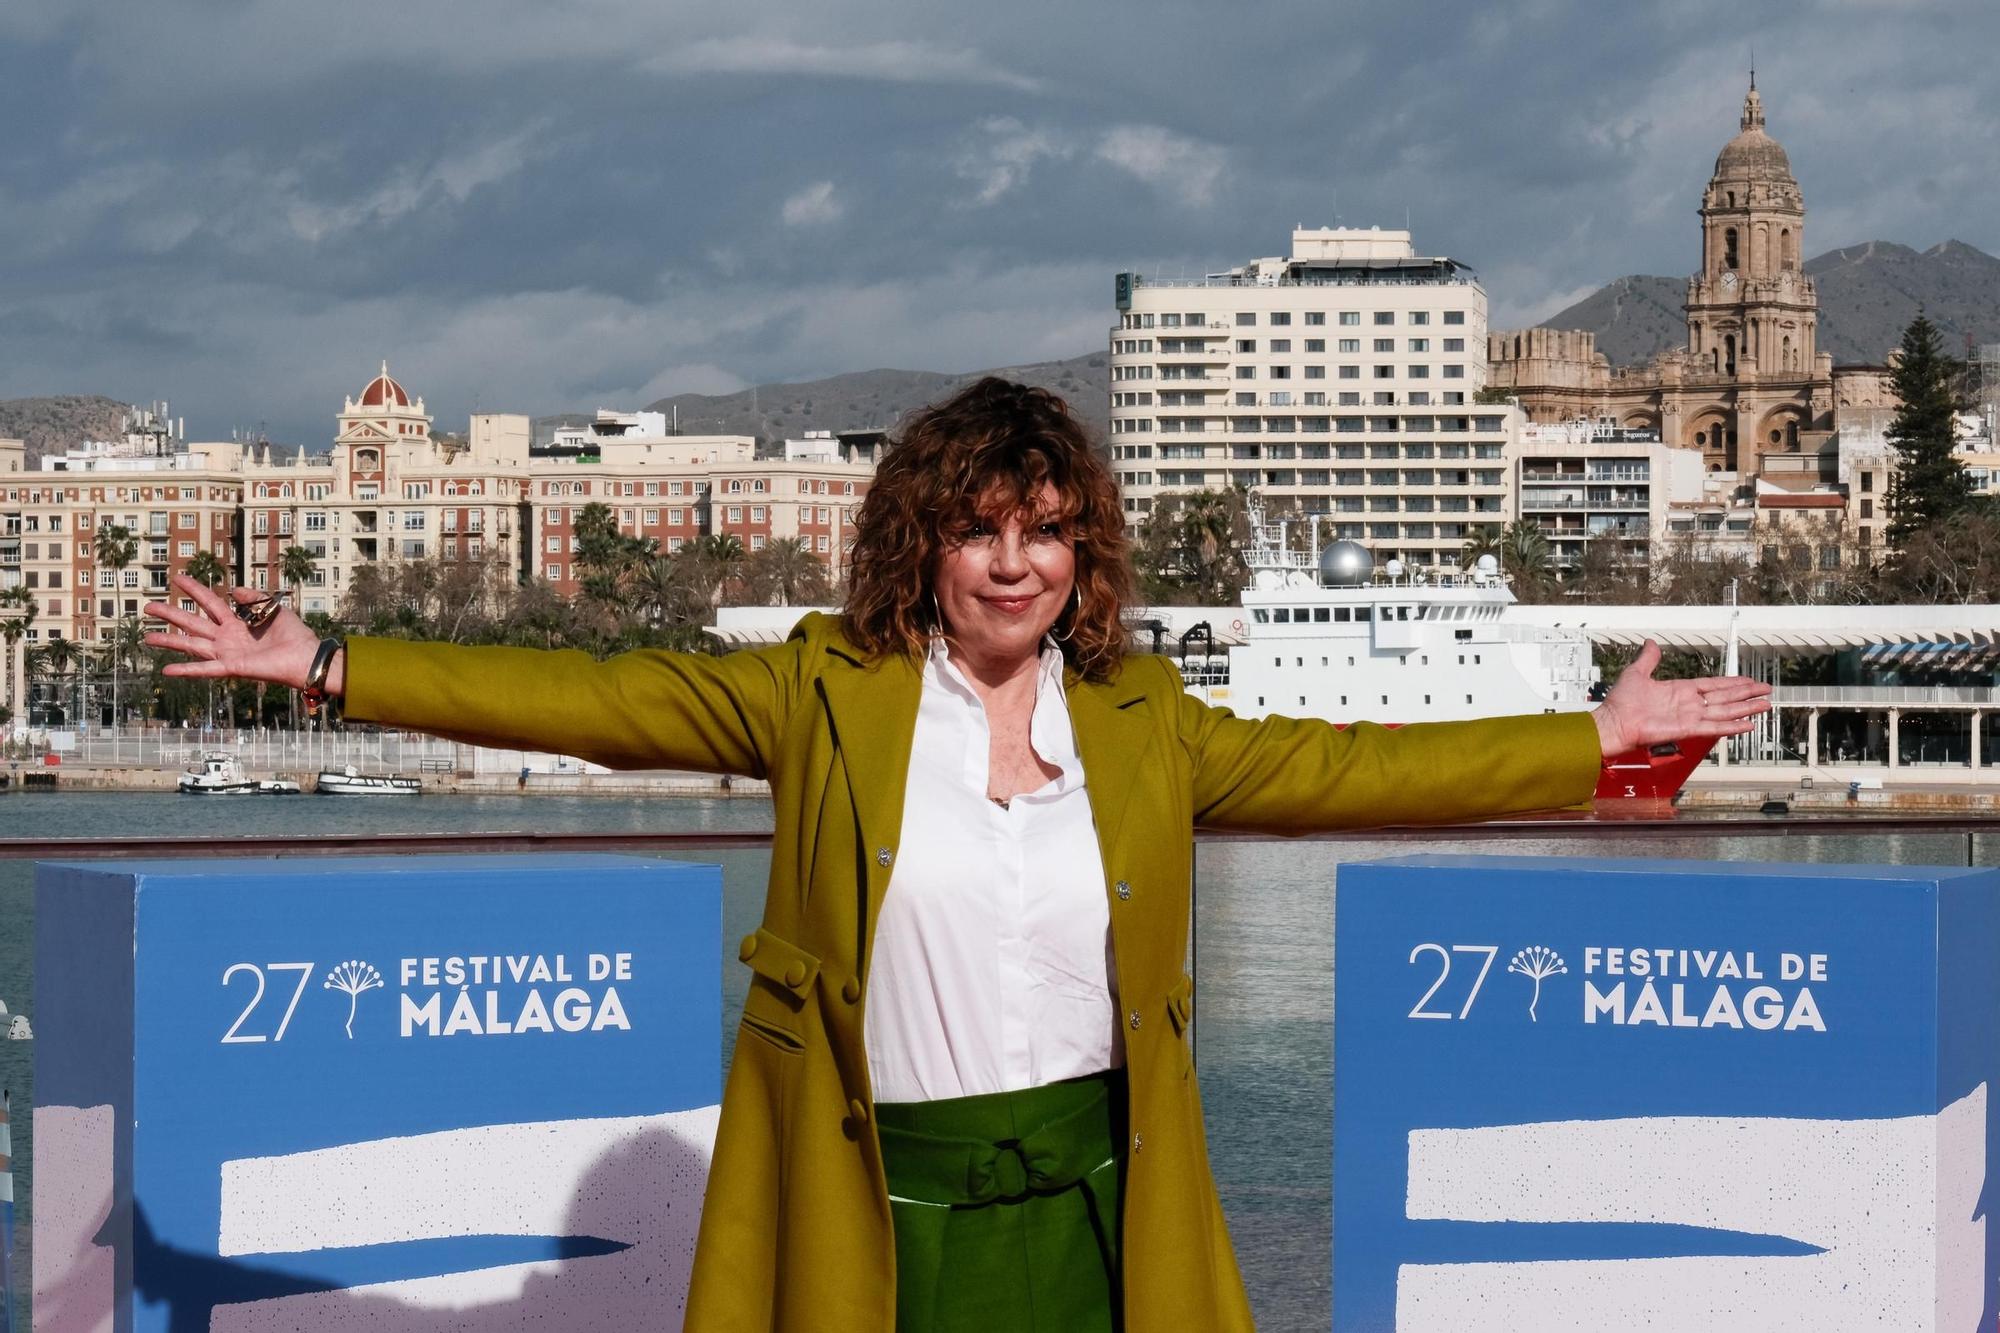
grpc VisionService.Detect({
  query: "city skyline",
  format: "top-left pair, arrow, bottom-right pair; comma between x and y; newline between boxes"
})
4,0 -> 1996,445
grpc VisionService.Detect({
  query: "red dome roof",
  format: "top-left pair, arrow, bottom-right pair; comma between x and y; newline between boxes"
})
358,361 -> 411,408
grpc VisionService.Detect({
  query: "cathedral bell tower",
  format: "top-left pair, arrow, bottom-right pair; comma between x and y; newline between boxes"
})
1686,80 -> 1817,385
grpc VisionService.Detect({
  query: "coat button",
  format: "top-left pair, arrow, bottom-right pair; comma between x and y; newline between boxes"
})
1114,879 -> 1131,900
738,934 -> 759,962
877,848 -> 893,868
848,1098 -> 869,1124
841,975 -> 862,1004
783,961 -> 807,988
1129,1010 -> 1141,1030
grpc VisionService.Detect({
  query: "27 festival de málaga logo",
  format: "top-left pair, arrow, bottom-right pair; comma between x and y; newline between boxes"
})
1409,940 -> 1829,1033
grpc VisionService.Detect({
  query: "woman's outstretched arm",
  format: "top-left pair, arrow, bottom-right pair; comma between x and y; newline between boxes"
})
144,573 -> 812,777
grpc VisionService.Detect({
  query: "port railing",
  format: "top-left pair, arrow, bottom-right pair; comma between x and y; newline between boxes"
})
7,814 -> 2000,1331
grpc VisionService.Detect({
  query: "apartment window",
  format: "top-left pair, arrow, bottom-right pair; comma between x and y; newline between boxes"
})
1443,311 -> 1466,325
1304,366 -> 1326,379
1374,366 -> 1395,379
1443,338 -> 1464,353
1236,339 -> 1257,353
1236,366 -> 1256,380
1338,339 -> 1360,354
1305,312 -> 1326,326
1860,472 -> 1873,493
1269,312 -> 1291,326
1235,312 -> 1256,326
1408,338 -> 1429,353
1338,312 -> 1360,326
670,481 -> 685,496
1409,365 -> 1430,379
1269,339 -> 1291,353
1860,499 -> 1873,518
1339,366 -> 1360,380
751,506 -> 766,522
1443,365 -> 1465,378
726,506 -> 742,523
668,508 -> 686,524
1409,312 -> 1430,326
1269,366 -> 1290,379
643,508 -> 659,525
1373,312 -> 1395,326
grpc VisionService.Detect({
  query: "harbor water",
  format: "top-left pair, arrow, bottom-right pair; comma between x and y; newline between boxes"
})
0,790 -> 1989,1330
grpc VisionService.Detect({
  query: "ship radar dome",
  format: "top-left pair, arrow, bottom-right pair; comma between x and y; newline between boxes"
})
1319,540 -> 1373,587
1474,554 -> 1500,578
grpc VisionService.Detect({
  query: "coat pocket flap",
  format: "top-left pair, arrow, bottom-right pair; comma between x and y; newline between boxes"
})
1166,973 -> 1194,1035
738,927 -> 821,1002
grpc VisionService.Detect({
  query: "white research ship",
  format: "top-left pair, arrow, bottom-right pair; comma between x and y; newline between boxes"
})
1165,500 -> 1711,804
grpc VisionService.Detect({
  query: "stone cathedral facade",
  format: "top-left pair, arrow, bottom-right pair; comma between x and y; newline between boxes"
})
1488,83 -> 1891,481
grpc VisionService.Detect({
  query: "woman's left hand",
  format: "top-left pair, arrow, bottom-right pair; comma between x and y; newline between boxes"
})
1592,639 -> 1772,756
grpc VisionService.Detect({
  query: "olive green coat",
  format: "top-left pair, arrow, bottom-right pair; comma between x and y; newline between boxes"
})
344,612 -> 1601,1331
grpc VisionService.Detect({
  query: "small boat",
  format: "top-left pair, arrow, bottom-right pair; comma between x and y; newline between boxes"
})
316,765 -> 422,796
177,753 -> 302,795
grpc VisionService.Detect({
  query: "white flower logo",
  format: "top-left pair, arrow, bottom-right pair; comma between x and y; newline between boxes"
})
324,960 -> 384,1039
1507,946 -> 1568,1023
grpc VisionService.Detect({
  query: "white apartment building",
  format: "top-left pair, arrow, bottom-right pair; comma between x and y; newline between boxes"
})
1514,420 -> 1708,568
1109,227 -> 1512,569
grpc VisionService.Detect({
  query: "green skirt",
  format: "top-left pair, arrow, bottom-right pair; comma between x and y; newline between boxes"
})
875,1069 -> 1127,1333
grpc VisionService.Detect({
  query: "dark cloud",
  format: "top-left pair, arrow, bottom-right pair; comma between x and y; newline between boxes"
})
3,0 -> 1996,444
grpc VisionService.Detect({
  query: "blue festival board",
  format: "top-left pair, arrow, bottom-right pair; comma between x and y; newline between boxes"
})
33,854 -> 721,1333
1333,855 -> 2000,1333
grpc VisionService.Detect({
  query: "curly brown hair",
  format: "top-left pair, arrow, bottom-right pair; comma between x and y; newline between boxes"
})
842,377 -> 1133,680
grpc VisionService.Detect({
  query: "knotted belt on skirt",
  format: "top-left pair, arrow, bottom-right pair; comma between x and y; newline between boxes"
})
874,1068 -> 1128,1332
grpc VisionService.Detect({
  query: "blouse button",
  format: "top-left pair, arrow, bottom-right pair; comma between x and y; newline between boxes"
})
841,975 -> 862,1004
1114,880 -> 1131,900
876,848 -> 893,868
1129,1010 -> 1142,1030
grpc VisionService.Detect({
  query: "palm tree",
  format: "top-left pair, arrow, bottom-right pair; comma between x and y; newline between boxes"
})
184,548 -> 230,588
93,522 -> 138,730
32,636 -> 77,727
743,537 -> 831,607
280,545 -> 318,602
682,534 -> 748,607
276,546 -> 319,726
0,585 -> 34,731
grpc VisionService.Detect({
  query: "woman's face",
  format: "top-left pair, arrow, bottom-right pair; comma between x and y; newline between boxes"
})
932,484 -> 1077,670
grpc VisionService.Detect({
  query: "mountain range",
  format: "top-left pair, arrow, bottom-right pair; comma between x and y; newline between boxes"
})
1537,239 -> 2000,366
537,352 -> 1109,455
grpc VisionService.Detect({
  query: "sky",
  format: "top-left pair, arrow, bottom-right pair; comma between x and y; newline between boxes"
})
4,0 -> 1997,446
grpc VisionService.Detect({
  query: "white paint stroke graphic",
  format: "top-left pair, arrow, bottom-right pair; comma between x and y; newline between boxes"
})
1396,1084 -> 1984,1331
212,1107 -> 719,1329
31,1104 -> 116,1333
219,1107 -> 718,1256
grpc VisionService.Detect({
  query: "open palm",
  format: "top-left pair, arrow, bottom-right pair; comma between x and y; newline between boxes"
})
1593,640 -> 1772,756
144,574 -> 322,690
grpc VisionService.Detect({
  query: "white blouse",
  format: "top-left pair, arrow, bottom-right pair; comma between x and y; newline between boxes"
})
861,638 -> 1122,1104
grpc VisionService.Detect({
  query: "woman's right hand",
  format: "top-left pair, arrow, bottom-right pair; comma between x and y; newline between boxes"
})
144,574 -> 333,693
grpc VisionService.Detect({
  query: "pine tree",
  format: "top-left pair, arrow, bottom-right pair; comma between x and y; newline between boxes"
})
1884,314 -> 1971,551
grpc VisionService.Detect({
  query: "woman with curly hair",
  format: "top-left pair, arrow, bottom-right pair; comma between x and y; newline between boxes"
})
146,376 -> 1767,1331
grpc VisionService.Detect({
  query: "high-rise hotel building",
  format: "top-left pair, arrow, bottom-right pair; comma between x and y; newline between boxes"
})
1109,227 -> 1515,570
